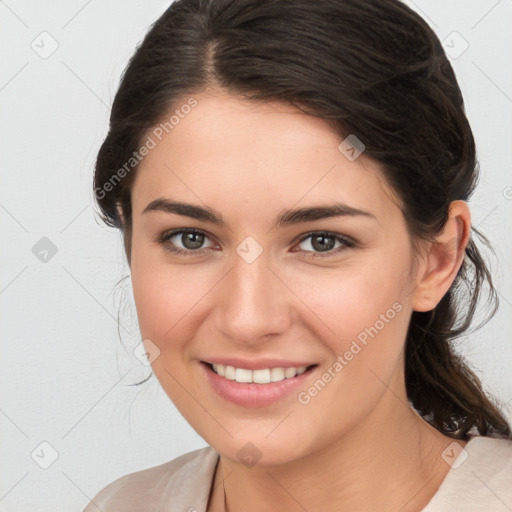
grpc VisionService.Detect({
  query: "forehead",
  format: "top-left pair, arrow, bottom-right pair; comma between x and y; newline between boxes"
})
131,90 -> 400,223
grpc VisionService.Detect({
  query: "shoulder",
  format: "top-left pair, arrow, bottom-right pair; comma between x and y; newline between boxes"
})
459,435 -> 512,483
82,445 -> 219,512
423,435 -> 512,511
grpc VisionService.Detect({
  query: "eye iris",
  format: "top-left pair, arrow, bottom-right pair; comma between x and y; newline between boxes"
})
311,234 -> 335,252
183,232 -> 204,250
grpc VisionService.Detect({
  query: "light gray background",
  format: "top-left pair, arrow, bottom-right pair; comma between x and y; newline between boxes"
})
1,1 -> 511,511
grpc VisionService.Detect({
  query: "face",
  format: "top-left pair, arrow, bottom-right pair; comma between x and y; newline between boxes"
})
128,88 -> 422,466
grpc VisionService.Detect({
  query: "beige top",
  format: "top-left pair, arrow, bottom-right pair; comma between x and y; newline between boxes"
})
82,436 -> 512,512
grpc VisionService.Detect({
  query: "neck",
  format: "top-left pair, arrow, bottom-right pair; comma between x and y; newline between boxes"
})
208,376 -> 465,512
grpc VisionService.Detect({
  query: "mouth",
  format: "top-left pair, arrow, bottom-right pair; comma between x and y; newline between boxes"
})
200,361 -> 320,408
202,361 -> 318,384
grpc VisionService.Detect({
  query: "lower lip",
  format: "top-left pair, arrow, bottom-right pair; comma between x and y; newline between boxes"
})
201,362 -> 318,408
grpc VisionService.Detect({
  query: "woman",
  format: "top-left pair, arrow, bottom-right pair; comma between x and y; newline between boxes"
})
84,0 -> 512,510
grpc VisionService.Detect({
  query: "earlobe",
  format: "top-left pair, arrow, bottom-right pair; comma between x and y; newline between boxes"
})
411,200 -> 471,312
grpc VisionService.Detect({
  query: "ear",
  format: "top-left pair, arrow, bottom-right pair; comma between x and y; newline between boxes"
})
115,202 -> 125,228
411,200 -> 471,312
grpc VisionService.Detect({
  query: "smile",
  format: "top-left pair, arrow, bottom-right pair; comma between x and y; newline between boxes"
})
201,362 -> 319,408
211,363 -> 310,383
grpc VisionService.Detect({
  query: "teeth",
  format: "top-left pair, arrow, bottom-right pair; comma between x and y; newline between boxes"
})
270,367 -> 285,382
235,368 -> 253,383
252,368 -> 271,384
211,364 -> 308,383
285,367 -> 297,379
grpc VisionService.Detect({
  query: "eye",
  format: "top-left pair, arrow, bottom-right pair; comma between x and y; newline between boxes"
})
157,229 -> 356,258
293,231 -> 355,258
157,229 -> 215,257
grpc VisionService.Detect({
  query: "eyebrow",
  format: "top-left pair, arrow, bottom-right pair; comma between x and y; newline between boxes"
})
142,198 -> 376,228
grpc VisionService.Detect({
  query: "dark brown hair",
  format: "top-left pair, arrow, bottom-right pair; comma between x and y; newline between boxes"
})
93,0 -> 511,439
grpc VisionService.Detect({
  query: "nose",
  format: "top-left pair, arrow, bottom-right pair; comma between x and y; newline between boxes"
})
214,249 -> 293,346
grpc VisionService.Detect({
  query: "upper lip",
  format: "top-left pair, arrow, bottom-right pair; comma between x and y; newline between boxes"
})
201,357 -> 318,370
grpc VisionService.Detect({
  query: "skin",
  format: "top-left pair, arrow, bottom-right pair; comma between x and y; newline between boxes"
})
122,87 -> 471,512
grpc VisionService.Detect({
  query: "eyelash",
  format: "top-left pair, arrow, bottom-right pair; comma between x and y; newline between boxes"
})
156,228 -> 356,259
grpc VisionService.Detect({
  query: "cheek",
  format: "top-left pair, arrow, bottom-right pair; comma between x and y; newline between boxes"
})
130,239 -> 223,375
291,260 -> 408,340
289,262 -> 411,439
286,251 -> 413,401
131,263 -> 206,342
130,259 -> 211,407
